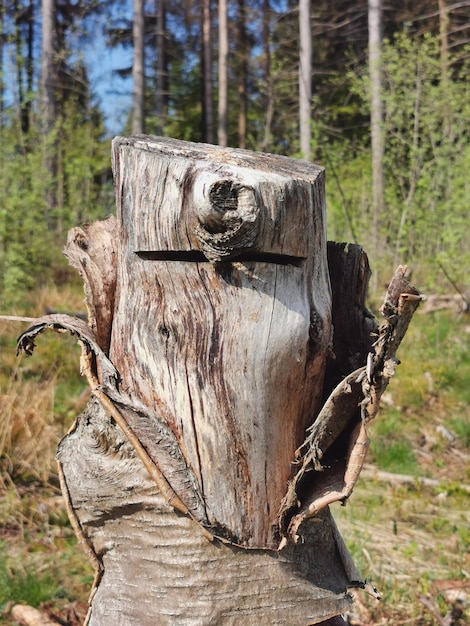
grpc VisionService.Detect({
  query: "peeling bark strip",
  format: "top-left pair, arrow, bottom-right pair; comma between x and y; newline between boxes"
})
63,216 -> 117,354
16,314 -> 207,526
280,265 -> 422,540
15,137 -> 421,624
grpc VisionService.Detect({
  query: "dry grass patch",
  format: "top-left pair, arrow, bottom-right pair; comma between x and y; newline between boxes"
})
336,478 -> 470,625
0,371 -> 59,485
0,284 -> 91,623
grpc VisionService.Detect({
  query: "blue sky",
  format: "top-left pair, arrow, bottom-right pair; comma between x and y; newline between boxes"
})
79,10 -> 133,136
1,4 -> 133,136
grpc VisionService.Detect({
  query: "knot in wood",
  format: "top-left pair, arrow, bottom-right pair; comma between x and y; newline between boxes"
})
194,177 -> 260,263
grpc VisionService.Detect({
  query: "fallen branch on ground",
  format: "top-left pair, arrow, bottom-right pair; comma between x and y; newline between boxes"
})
361,465 -> 470,494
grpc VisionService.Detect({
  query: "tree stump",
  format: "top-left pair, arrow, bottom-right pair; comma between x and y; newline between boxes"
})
17,136 -> 421,625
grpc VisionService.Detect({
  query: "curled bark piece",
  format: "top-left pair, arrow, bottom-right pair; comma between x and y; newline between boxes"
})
64,216 -> 117,354
280,265 -> 422,540
16,314 -> 208,527
16,314 -> 119,393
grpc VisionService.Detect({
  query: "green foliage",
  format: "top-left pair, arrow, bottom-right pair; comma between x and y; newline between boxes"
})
449,417 -> 470,449
0,126 -> 54,301
57,100 -> 114,227
395,311 -> 470,410
0,542 -> 60,609
326,33 -> 470,290
370,438 -> 418,475
369,409 -> 418,474
2,18 -> 469,305
0,94 -> 112,306
159,58 -> 203,142
379,34 -> 469,280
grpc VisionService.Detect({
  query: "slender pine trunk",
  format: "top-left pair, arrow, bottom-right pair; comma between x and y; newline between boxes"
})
218,0 -> 228,146
368,0 -> 384,290
299,0 -> 312,159
132,0 -> 145,134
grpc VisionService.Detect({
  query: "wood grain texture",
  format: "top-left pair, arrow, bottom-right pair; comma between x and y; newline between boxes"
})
56,397 -> 353,626
112,135 -> 325,258
110,136 -> 332,548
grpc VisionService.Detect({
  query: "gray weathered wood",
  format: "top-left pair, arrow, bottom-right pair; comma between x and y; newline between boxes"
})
110,136 -> 332,549
15,136 -> 422,624
57,397 -> 353,625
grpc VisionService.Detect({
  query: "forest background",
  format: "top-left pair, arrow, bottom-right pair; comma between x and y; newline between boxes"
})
0,1 -> 470,625
0,0 -> 469,301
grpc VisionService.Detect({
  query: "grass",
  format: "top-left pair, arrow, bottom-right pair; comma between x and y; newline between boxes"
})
0,284 -> 469,624
335,480 -> 470,624
369,409 -> 419,475
0,540 -> 64,609
0,327 -> 88,484
0,482 -> 92,624
0,283 -> 91,624
335,305 -> 470,625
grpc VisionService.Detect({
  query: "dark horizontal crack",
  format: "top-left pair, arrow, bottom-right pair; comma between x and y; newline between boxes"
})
136,250 -> 305,267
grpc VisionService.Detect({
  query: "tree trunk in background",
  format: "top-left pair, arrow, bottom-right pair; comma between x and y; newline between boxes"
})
368,0 -> 383,290
218,0 -> 228,146
261,0 -> 273,152
438,0 -> 449,74
299,0 -> 312,159
201,0 -> 214,143
131,0 -> 145,134
41,0 -> 57,217
41,0 -> 56,132
237,0 -> 247,148
25,0 -> 34,134
155,0 -> 167,135
15,0 -> 34,135
438,0 -> 451,140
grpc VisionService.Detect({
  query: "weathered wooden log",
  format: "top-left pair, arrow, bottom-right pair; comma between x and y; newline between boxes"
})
16,136 -> 421,624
